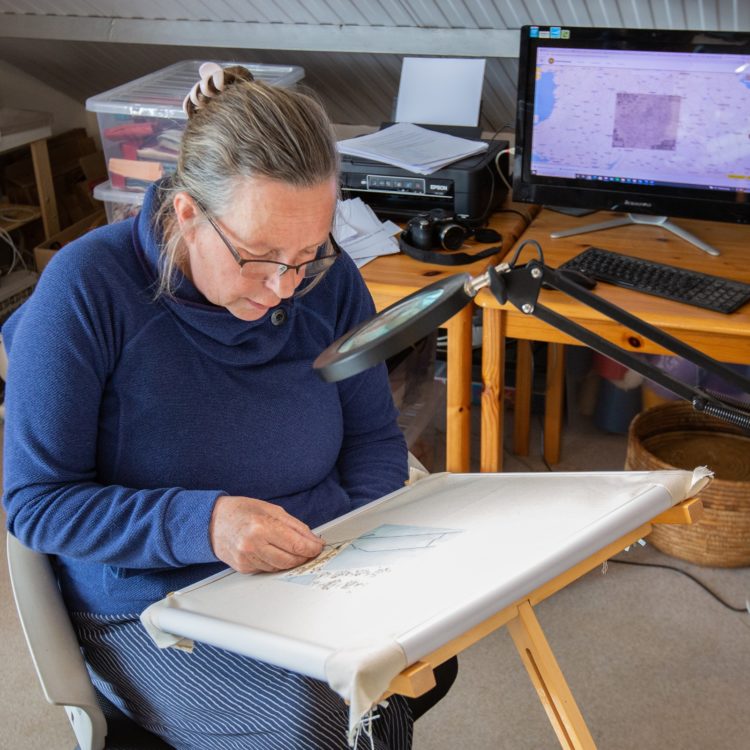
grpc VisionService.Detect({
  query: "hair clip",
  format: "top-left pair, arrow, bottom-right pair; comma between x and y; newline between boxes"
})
182,62 -> 226,116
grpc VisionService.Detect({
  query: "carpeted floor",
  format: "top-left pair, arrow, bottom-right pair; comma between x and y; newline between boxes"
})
2,399 -> 749,750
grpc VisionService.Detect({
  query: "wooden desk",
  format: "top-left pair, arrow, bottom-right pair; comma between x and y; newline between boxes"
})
360,204 -> 536,471
476,210 -> 750,472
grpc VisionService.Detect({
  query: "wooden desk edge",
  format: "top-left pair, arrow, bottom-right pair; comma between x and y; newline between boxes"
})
386,497 -> 700,698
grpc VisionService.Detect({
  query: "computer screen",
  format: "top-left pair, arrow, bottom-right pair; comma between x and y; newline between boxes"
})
513,26 -> 750,225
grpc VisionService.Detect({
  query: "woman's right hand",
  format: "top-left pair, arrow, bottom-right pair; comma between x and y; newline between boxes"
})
209,495 -> 325,574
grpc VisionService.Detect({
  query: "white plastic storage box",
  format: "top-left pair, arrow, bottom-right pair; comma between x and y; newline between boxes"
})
86,60 -> 304,194
93,180 -> 145,224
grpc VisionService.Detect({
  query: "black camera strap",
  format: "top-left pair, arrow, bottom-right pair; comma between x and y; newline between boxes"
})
398,232 -> 501,266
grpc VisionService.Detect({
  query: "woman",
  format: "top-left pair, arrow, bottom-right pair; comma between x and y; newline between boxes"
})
3,64 -> 454,749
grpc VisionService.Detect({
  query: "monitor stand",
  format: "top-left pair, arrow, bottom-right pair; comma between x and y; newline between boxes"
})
549,213 -> 721,257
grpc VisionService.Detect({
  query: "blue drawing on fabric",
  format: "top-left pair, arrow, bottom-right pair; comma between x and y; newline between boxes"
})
282,524 -> 463,591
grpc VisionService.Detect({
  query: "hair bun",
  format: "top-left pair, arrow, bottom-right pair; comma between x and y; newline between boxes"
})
221,65 -> 255,86
182,63 -> 256,117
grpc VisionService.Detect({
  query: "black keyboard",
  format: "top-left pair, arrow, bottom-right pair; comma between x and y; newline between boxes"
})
558,246 -> 750,314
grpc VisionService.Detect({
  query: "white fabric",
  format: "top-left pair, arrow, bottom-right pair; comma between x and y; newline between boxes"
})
326,642 -> 407,744
141,468 -> 711,743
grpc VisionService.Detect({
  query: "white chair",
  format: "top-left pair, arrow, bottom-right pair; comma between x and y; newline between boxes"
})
7,534 -> 173,750
7,533 -> 108,749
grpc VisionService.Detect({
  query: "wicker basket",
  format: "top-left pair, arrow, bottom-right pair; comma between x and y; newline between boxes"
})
625,402 -> 750,567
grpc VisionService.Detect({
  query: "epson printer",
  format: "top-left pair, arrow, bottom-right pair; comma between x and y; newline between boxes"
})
340,130 -> 510,224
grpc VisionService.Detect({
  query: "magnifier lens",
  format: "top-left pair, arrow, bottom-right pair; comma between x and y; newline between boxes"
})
339,288 -> 446,353
314,273 -> 475,382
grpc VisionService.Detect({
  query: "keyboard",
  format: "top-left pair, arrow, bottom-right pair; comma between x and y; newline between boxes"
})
558,246 -> 750,314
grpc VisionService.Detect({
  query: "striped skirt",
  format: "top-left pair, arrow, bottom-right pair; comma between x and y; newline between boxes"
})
72,612 -> 413,750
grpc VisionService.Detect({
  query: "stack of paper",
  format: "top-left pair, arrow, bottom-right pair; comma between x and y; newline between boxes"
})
337,122 -> 488,176
333,198 -> 401,268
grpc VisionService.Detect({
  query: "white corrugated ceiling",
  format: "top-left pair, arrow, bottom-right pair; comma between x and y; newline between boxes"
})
0,0 -> 748,127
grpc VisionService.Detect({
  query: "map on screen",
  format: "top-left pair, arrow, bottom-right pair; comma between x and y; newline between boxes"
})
530,47 -> 750,193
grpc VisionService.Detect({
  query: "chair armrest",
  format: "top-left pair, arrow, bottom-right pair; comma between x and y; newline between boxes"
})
6,533 -> 107,750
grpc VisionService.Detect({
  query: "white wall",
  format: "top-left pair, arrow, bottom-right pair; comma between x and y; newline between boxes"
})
0,58 -> 94,138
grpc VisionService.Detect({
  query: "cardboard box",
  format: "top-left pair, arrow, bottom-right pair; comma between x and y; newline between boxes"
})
34,209 -> 106,273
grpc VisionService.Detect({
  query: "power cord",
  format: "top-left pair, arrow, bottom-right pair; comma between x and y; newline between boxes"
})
483,125 -> 515,198
500,337 -> 746,615
609,558 -> 748,614
0,205 -> 39,224
0,226 -> 29,274
496,207 -> 535,222
495,146 -> 514,193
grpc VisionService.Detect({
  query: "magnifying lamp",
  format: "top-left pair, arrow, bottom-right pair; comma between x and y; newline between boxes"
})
314,241 -> 750,429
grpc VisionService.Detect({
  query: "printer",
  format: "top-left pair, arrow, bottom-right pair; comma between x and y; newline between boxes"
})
340,138 -> 510,224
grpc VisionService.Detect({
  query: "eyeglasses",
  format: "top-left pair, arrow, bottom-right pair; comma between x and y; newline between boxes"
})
199,208 -> 340,284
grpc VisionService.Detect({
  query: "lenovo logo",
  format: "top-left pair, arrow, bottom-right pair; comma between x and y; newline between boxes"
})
624,200 -> 652,208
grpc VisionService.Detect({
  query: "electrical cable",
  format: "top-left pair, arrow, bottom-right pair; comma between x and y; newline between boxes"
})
495,268 -> 746,615
520,353 -> 745,614
609,558 -> 748,613
0,205 -> 39,224
468,126 -> 513,225
533,411 -> 554,472
495,146 -> 514,193
0,226 -> 29,274
495,207 -> 534,222
481,124 -> 515,200
515,410 -> 746,613
475,164 -> 496,225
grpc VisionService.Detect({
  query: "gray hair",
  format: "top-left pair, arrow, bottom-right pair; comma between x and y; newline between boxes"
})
153,66 -> 340,296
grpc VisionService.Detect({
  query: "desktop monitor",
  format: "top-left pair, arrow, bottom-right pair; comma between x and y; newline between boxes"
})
512,26 -> 750,236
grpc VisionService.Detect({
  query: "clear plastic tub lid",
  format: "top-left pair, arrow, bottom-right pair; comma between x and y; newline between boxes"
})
86,60 -> 305,118
93,180 -> 147,205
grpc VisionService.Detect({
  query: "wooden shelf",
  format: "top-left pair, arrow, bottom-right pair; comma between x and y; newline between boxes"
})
0,114 -> 59,238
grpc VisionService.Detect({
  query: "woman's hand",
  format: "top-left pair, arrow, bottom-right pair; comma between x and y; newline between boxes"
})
209,495 -> 325,574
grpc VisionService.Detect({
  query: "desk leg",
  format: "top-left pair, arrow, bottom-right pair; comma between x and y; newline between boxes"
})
29,139 -> 60,238
444,303 -> 473,472
480,308 -> 504,472
512,340 -> 533,456
543,343 -> 566,465
508,601 -> 596,750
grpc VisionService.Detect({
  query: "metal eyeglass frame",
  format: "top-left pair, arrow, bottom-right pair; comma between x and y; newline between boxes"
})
194,200 -> 341,297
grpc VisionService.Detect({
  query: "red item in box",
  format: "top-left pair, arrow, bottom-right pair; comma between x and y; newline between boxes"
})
103,122 -> 155,140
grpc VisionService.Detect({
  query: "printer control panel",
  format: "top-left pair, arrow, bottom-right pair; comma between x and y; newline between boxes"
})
365,175 -> 427,194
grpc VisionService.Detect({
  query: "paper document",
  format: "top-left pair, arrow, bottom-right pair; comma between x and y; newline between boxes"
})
333,198 -> 400,268
337,122 -> 489,175
395,57 -> 486,127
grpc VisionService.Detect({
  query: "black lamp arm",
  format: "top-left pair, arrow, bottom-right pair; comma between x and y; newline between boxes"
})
487,260 -> 750,430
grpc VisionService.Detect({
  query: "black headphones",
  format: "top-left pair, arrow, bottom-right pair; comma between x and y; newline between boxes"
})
399,209 -> 502,266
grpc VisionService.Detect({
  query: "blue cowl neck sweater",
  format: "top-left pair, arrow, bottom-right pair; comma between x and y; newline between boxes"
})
2,184 -> 407,614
